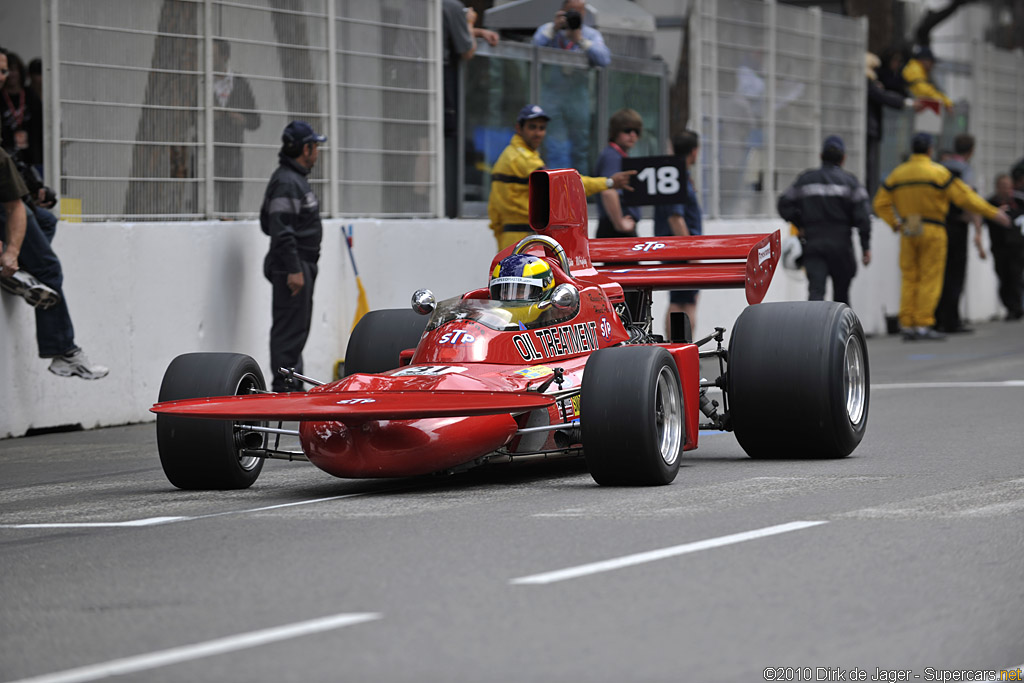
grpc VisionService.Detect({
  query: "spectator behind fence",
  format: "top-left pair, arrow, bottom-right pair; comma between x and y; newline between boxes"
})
653,131 -> 703,337
873,133 -> 1009,341
594,108 -> 643,238
260,121 -> 326,392
213,39 -> 260,215
867,49 -> 918,196
934,134 -> 987,334
0,148 -> 109,379
26,58 -> 42,103
901,46 -> 952,113
487,104 -> 634,252
984,172 -> 1024,322
532,0 -> 610,173
1,50 -> 43,172
777,135 -> 871,306
442,0 -> 498,218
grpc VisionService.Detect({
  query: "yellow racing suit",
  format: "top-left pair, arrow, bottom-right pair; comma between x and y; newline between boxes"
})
487,133 -> 609,251
873,153 -> 1000,328
901,59 -> 953,110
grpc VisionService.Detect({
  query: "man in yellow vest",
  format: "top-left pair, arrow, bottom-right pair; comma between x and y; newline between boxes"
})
873,133 -> 1010,340
901,46 -> 952,113
487,104 -> 635,252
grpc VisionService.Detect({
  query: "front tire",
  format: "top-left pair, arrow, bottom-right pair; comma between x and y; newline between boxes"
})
727,301 -> 869,459
156,353 -> 266,489
582,346 -> 684,485
345,309 -> 428,375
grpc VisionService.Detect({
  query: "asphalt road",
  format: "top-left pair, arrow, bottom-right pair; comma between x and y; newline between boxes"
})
2,321 -> 1023,683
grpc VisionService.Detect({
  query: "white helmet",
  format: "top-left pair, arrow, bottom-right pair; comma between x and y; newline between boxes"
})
781,235 -> 803,271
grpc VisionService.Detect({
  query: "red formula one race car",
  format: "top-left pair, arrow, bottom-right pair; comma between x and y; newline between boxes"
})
151,169 -> 869,489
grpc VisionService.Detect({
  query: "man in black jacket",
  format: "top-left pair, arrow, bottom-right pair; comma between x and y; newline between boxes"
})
778,135 -> 872,305
260,120 -> 325,392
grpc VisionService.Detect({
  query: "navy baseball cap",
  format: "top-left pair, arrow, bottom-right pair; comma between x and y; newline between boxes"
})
913,46 -> 936,62
282,120 -> 327,146
517,104 -> 550,124
822,135 -> 845,154
912,132 -> 933,149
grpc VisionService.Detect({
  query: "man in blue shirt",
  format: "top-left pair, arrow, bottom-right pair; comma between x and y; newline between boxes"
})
595,108 -> 643,238
654,131 -> 703,336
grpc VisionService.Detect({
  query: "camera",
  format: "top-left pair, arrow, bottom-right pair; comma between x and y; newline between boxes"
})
564,9 -> 582,29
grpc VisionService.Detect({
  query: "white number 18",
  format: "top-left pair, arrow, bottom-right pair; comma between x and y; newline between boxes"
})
636,166 -> 680,195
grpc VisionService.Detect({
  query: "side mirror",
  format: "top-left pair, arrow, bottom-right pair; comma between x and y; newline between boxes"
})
539,283 -> 579,311
411,289 -> 436,315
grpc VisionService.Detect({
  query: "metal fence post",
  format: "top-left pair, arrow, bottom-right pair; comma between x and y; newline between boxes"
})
204,0 -> 214,219
764,0 -> 777,217
328,0 -> 339,218
810,6 -> 822,167
45,0 -> 61,192
707,0 -> 720,219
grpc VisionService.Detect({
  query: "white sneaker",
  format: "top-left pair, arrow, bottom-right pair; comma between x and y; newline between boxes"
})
0,270 -> 61,309
48,348 -> 109,380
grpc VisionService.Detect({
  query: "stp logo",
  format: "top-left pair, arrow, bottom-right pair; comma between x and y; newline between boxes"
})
631,241 -> 666,252
336,398 -> 376,405
599,317 -> 612,340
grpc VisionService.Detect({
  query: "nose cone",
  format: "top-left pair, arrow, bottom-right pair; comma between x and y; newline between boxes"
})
300,413 -> 519,478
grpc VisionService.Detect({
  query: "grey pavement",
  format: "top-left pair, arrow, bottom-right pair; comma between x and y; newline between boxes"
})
1,320 -> 1023,682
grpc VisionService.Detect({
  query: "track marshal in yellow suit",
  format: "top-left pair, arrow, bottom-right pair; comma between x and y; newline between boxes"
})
873,132 -> 1009,340
487,104 -> 636,252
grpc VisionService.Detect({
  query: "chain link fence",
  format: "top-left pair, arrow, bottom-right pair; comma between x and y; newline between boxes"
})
45,0 -> 440,221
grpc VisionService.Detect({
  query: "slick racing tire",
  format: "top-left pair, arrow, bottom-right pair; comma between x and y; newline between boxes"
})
345,309 -> 428,375
727,301 -> 869,459
156,353 -> 266,490
582,346 -> 684,486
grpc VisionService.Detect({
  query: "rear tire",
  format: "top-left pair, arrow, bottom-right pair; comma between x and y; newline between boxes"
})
727,301 -> 869,459
345,309 -> 428,375
582,346 -> 683,485
156,353 -> 266,489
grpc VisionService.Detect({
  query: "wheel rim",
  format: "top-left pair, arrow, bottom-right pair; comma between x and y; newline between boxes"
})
654,366 -> 683,466
233,372 -> 264,472
843,335 -> 867,426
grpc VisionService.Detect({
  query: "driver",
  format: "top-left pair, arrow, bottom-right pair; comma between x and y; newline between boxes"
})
489,254 -> 554,326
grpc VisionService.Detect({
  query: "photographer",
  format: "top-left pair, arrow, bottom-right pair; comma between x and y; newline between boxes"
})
532,0 -> 609,68
531,1 -> 610,173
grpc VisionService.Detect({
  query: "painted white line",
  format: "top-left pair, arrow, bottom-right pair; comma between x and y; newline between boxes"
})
0,517 -> 188,529
873,380 -> 1024,389
0,492 -> 375,530
5,612 -> 381,683
510,520 -> 827,585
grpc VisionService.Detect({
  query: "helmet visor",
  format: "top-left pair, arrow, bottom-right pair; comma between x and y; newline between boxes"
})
490,276 -> 542,302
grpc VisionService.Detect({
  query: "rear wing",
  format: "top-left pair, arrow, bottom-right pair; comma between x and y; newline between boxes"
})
587,232 -> 781,305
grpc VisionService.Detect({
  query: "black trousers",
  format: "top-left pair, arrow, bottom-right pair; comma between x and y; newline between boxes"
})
934,222 -> 968,331
268,260 -> 317,392
803,240 -> 856,305
990,233 -> 1024,318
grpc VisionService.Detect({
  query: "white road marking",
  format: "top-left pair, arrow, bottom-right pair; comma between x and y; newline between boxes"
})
0,517 -> 188,529
842,479 -> 1024,519
0,492 -> 375,529
510,520 -> 827,585
873,380 -> 1024,389
5,612 -> 381,683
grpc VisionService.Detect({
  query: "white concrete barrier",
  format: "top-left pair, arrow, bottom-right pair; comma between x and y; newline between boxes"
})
0,216 -> 1005,437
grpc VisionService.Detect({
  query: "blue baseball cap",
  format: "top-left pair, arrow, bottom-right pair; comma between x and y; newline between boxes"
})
822,135 -> 845,154
517,104 -> 550,124
913,46 -> 936,62
282,120 -> 327,147
912,132 -> 933,150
